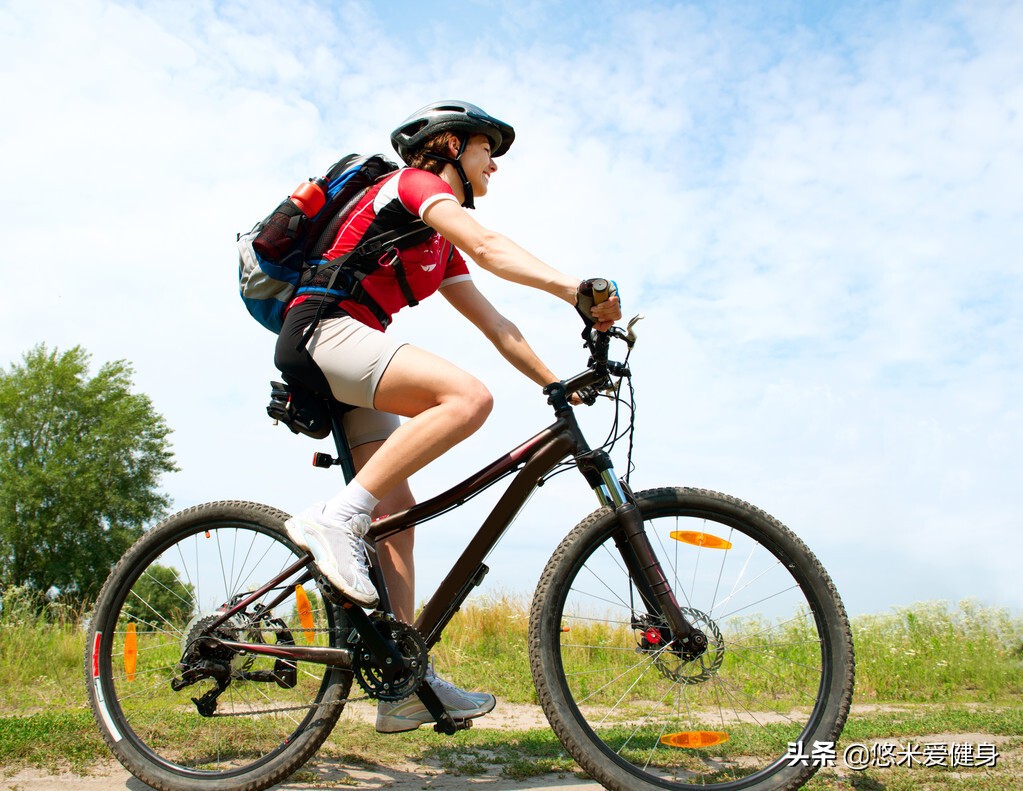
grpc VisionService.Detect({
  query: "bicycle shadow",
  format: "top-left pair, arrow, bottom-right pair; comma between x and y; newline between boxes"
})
262,758 -> 603,790
111,757 -> 600,790
117,765 -> 598,791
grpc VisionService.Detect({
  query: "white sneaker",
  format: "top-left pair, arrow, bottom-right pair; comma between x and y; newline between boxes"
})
284,508 -> 378,608
375,668 -> 496,733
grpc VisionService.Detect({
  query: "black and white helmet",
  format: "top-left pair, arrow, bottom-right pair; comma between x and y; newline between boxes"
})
390,100 -> 515,164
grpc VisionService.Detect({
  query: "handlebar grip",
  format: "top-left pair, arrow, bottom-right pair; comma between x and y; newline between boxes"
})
576,278 -> 616,331
590,278 -> 610,304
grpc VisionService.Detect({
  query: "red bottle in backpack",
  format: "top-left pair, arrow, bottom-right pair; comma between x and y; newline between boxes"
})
290,178 -> 328,217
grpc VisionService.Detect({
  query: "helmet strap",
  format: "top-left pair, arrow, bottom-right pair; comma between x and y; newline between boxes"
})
420,134 -> 475,209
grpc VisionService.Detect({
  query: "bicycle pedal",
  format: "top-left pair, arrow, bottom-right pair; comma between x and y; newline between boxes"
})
433,718 -> 473,735
315,574 -> 349,606
314,574 -> 374,610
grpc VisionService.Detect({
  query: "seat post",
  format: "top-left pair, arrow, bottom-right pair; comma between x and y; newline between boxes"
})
328,406 -> 357,484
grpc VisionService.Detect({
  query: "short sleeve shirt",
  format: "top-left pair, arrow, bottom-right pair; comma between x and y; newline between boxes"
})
288,168 -> 471,331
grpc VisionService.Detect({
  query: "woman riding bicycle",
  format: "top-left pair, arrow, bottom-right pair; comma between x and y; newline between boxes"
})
274,100 -> 620,733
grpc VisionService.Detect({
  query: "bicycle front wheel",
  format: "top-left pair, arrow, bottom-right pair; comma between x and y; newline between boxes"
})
85,501 -> 352,791
529,487 -> 854,791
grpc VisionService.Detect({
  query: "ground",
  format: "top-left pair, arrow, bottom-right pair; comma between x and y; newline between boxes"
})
1,703 -> 603,791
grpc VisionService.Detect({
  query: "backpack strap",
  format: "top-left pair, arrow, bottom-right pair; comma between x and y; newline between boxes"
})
351,249 -> 418,310
296,221 -> 433,352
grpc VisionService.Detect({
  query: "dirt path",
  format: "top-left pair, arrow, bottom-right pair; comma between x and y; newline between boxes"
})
4,703 -> 1017,790
1,764 -> 602,791
2,703 -> 603,791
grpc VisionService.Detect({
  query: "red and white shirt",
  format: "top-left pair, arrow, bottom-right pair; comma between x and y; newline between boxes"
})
289,168 -> 471,331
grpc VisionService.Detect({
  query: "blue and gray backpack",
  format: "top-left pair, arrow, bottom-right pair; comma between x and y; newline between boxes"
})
237,154 -> 429,334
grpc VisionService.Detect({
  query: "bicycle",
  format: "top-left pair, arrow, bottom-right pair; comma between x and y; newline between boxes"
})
85,314 -> 855,791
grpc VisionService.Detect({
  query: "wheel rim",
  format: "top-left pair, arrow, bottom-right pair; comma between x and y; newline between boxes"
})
551,503 -> 843,789
90,517 -> 347,778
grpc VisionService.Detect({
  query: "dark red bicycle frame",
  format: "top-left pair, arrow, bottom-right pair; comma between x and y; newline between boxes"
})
206,372 -> 703,672
370,415 -> 580,647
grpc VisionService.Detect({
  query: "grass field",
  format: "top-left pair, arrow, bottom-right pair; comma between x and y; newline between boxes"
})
1,589 -> 1020,788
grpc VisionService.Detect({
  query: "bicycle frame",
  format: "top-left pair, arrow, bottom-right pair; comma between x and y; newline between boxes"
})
203,346 -> 705,681
372,401 -> 596,647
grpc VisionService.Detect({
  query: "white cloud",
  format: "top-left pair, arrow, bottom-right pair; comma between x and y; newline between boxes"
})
0,0 -> 1019,618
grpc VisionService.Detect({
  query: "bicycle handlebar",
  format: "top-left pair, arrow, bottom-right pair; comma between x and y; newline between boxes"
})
547,313 -> 643,412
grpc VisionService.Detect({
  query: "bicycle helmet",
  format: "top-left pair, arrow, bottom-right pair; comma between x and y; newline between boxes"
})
390,101 -> 515,209
391,101 -> 515,162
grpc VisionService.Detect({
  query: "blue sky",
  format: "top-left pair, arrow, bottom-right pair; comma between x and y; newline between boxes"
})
1,0 -> 1020,618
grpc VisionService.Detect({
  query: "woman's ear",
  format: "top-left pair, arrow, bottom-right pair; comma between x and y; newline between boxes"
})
447,134 -> 462,158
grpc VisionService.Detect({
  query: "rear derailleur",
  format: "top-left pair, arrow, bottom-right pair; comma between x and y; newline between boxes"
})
171,606 -> 299,717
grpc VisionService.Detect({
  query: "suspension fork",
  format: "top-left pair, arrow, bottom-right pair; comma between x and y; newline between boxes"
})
546,381 -> 704,654
577,450 -> 708,659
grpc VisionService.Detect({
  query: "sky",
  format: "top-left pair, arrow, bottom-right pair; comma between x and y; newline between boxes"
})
1,0 -> 1020,619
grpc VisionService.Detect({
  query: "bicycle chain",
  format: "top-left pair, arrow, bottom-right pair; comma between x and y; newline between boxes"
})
208,693 -> 371,718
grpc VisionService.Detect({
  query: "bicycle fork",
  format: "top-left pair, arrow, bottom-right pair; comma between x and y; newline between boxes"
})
579,450 -> 708,659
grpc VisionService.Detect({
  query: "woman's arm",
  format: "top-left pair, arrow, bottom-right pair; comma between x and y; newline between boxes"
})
440,279 -> 558,388
423,198 -> 621,330
424,199 -> 577,301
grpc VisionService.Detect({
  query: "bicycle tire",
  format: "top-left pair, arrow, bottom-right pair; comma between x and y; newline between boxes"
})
529,487 -> 854,791
85,501 -> 353,791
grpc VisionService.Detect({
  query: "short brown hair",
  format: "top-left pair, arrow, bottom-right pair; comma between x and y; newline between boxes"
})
406,131 -> 461,173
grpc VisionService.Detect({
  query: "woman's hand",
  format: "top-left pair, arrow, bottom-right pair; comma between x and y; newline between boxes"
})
576,278 -> 622,331
590,295 -> 621,332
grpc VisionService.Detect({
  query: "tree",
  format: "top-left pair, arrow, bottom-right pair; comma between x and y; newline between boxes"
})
0,345 -> 177,605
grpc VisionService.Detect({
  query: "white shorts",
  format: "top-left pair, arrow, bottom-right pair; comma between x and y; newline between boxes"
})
306,315 -> 406,447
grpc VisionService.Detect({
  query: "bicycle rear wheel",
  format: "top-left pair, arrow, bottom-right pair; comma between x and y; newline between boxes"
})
529,487 -> 854,791
85,501 -> 352,791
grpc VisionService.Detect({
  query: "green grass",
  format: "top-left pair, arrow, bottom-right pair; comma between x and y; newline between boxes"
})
850,599 -> 1023,702
0,710 -> 107,771
2,590 -> 1021,786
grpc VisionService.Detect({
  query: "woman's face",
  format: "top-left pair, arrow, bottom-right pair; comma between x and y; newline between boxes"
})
458,133 -> 498,198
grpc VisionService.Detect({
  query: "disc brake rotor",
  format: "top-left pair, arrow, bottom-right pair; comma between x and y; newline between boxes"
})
638,607 -> 725,684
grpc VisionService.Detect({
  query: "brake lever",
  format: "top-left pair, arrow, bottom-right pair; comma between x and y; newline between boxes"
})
606,314 -> 644,347
625,313 -> 644,345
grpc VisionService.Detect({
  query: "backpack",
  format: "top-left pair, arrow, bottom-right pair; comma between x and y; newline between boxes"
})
237,153 -> 431,334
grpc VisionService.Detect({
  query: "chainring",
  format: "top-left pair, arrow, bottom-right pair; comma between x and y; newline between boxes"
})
351,616 -> 428,702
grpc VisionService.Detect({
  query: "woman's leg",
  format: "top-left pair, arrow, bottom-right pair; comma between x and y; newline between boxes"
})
351,440 -> 417,623
287,321 -> 490,615
346,345 -> 490,621
353,344 -> 493,497
323,349 -> 497,731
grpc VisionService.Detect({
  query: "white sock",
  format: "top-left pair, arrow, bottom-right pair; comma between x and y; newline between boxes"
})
323,480 -> 379,525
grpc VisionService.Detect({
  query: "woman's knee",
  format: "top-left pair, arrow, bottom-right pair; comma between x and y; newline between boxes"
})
452,377 -> 493,431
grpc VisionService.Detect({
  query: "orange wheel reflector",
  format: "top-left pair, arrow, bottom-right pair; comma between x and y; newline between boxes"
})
670,530 -> 732,550
295,585 -> 315,644
124,622 -> 138,682
660,731 -> 730,748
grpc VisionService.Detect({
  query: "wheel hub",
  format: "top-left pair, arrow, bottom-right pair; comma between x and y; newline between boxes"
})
637,607 -> 724,684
